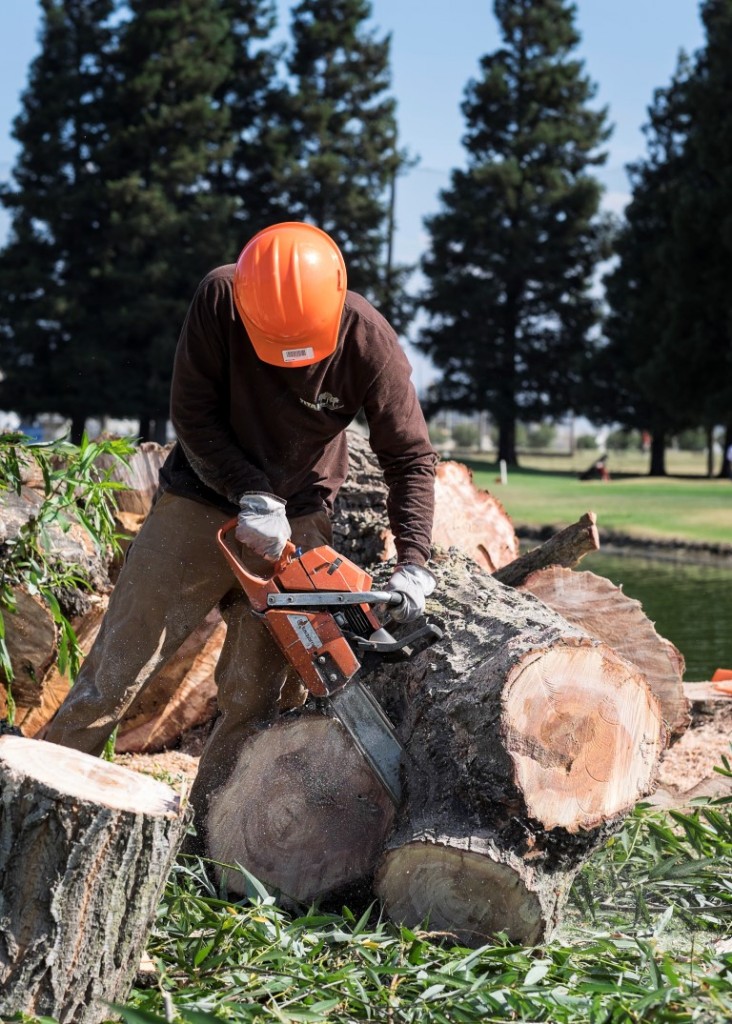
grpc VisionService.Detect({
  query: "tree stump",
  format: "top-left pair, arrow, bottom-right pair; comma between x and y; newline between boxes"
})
204,550 -> 664,943
0,736 -> 190,1024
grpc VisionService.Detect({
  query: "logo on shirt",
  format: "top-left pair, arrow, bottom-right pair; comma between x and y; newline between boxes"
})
300,391 -> 344,412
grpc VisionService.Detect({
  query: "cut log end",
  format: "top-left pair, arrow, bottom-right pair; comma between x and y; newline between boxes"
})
375,839 -> 546,947
207,715 -> 395,902
1,736 -> 181,816
503,643 -> 664,831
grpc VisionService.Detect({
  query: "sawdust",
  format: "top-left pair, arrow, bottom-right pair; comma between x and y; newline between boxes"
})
116,701 -> 732,810
651,699 -> 732,808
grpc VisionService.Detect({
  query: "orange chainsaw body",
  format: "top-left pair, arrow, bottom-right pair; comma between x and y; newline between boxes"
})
216,520 -> 382,697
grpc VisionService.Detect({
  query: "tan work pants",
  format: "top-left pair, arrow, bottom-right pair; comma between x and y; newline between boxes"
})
44,490 -> 332,846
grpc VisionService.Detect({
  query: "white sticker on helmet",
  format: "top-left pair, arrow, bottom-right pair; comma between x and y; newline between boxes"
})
283,347 -> 315,363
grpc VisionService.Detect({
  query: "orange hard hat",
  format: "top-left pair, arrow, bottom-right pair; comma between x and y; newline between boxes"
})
233,222 -> 347,367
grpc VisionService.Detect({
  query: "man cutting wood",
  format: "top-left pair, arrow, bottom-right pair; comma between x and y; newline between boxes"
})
44,221 -> 438,846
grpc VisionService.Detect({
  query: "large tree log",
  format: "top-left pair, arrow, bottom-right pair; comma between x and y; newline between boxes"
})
16,597 -> 108,736
96,441 -> 172,516
333,431 -> 518,571
433,461 -> 519,571
517,566 -> 690,743
115,609 -> 224,754
204,550 -> 664,943
0,587 -> 57,715
0,736 -> 189,1024
207,714 -> 395,903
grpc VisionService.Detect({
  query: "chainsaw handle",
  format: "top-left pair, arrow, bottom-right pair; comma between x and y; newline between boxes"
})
216,516 -> 296,610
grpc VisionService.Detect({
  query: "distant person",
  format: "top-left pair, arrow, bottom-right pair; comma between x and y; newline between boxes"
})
579,452 -> 610,482
727,442 -> 732,481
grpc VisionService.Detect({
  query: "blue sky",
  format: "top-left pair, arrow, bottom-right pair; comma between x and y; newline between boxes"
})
0,1 -> 706,387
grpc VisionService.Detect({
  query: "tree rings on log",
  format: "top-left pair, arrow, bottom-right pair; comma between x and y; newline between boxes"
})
206,713 -> 395,903
0,736 -> 189,1024
375,835 -> 553,947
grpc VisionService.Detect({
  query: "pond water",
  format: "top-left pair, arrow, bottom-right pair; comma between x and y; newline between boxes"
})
585,550 -> 732,681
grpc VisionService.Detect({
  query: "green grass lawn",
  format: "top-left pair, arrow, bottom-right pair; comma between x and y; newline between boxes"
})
453,450 -> 732,546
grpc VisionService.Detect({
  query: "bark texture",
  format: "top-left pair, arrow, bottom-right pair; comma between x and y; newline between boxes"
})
494,512 -> 600,587
0,736 -> 189,1024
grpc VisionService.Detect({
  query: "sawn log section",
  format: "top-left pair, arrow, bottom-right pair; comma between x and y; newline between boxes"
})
206,550 -> 664,945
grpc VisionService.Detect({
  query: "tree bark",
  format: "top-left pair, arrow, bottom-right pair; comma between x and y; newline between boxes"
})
517,566 -> 690,743
15,598 -> 107,736
0,736 -> 189,1024
0,587 -> 57,713
493,511 -> 600,587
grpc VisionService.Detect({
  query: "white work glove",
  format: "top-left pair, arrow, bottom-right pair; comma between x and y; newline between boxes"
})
235,493 -> 291,562
384,564 -> 437,623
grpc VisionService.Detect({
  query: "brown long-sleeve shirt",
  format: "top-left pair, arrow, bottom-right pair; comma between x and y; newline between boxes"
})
159,265 -> 438,566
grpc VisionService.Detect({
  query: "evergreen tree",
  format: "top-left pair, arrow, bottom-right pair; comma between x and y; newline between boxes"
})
672,0 -> 732,477
97,0 -> 240,441
601,2 -> 732,477
0,0 -> 115,441
213,0 -> 288,249
282,0 -> 411,326
416,0 -> 611,465
597,66 -> 693,477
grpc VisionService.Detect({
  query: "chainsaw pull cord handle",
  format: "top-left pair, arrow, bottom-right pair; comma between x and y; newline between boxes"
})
216,516 -> 296,611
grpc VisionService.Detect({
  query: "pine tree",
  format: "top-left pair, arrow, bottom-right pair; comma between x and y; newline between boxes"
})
601,2 -> 732,478
213,0 -> 287,249
0,0 -> 115,441
599,63 -> 694,476
416,0 -> 611,465
97,0 -> 240,441
282,0 -> 410,326
672,0 -> 732,477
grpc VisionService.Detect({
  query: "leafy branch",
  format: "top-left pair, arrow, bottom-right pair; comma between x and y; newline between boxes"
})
0,432 -> 135,713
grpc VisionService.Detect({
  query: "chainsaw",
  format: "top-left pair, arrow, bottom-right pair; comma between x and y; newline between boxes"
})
216,519 -> 442,803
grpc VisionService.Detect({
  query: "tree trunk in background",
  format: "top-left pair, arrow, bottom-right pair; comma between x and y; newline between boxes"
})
648,432 -> 667,476
0,736 -> 189,1024
69,413 -> 87,446
718,424 -> 732,479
